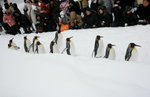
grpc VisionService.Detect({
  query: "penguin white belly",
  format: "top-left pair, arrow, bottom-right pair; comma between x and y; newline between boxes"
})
108,48 -> 116,60
11,42 -> 17,47
26,40 -> 31,48
38,45 -> 45,54
70,42 -> 76,56
26,40 -> 31,52
129,49 -> 138,61
57,34 -> 63,50
33,40 -> 38,52
53,43 -> 60,53
96,40 -> 104,57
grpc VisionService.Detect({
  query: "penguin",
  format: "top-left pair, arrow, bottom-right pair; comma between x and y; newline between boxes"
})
8,38 -> 20,50
61,37 -> 76,56
32,36 -> 40,53
9,38 -> 17,47
104,43 -> 116,60
8,43 -> 20,50
50,41 -> 59,53
92,35 -> 104,58
54,29 -> 63,51
24,36 -> 31,53
125,43 -> 141,61
50,41 -> 55,53
35,41 -> 45,54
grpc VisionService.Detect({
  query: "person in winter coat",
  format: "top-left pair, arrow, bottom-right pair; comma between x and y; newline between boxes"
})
136,0 -> 150,24
4,0 -> 10,9
78,0 -> 89,14
124,7 -> 138,26
24,0 -> 32,23
69,0 -> 83,29
112,0 -> 125,27
50,0 -> 60,24
35,15 -> 43,33
13,12 -> 32,34
60,0 -> 70,14
12,3 -> 22,15
97,6 -> 112,27
59,11 -> 70,25
3,10 -> 21,35
97,0 -> 114,14
90,0 -> 99,11
59,11 -> 70,31
83,8 -> 99,28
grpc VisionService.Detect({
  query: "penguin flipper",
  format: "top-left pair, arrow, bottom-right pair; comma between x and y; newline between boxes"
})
104,48 -> 110,58
125,48 -> 132,61
93,41 -> 99,57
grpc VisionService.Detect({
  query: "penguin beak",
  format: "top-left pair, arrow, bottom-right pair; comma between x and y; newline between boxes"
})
135,44 -> 141,47
100,36 -> 103,38
112,45 -> 116,46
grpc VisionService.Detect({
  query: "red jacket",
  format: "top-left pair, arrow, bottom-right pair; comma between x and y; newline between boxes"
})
3,14 -> 16,26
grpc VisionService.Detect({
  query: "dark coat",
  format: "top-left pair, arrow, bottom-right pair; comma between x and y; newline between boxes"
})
136,4 -> 150,23
112,4 -> 124,26
124,12 -> 138,26
83,12 -> 99,28
69,1 -> 82,15
97,12 -> 112,27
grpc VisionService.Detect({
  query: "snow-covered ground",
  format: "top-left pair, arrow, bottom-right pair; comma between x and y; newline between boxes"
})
0,25 -> 150,97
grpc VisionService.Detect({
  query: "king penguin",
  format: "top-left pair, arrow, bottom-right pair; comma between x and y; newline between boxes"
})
9,38 -> 17,47
32,36 -> 40,53
24,36 -> 31,53
8,38 -> 20,50
104,43 -> 116,60
125,43 -> 141,61
92,35 -> 104,58
8,43 -> 20,50
54,29 -> 63,51
62,37 -> 76,56
35,41 -> 45,54
50,41 -> 59,53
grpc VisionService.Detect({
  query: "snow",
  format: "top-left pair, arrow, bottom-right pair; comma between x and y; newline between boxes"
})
1,25 -> 150,97
0,0 -> 150,97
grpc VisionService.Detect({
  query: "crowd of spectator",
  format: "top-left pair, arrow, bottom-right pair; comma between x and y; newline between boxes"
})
0,0 -> 150,35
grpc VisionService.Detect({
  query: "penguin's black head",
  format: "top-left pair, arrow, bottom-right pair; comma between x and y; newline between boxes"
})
66,38 -> 70,42
129,43 -> 141,48
51,41 -> 55,45
107,43 -> 115,48
8,43 -> 11,48
66,37 -> 73,42
24,36 -> 27,40
34,36 -> 39,40
57,30 -> 61,34
9,38 -> 14,43
36,41 -> 41,45
96,35 -> 103,40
